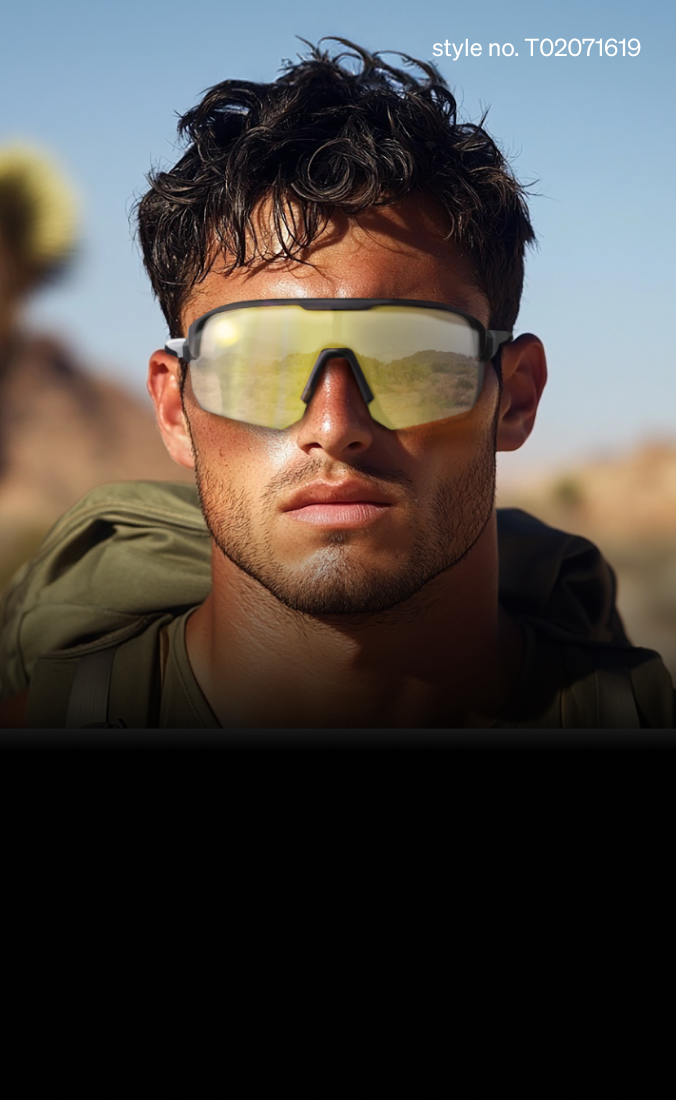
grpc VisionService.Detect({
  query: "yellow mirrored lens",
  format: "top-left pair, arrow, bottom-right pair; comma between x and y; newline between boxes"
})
201,317 -> 241,353
343,308 -> 481,426
193,306 -> 319,427
190,305 -> 482,429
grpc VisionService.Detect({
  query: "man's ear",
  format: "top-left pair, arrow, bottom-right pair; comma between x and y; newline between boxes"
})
147,350 -> 195,470
495,333 -> 547,452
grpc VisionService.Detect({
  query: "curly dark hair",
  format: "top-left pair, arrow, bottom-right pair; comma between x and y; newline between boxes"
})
136,38 -> 535,338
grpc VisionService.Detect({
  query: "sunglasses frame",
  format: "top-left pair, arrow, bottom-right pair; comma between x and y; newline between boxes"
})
165,298 -> 512,365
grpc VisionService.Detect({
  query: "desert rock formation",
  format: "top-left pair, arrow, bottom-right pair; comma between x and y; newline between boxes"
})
0,332 -> 192,588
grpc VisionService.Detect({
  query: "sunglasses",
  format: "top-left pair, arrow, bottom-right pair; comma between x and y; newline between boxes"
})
165,299 -> 512,431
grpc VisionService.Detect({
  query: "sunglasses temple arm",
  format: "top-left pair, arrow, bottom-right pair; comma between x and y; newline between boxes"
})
484,330 -> 512,361
165,338 -> 191,361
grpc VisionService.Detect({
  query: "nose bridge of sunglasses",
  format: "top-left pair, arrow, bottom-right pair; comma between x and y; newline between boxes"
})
300,348 -> 375,407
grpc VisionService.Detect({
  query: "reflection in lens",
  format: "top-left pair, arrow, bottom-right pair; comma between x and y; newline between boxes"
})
193,306 -> 320,427
346,308 -> 482,427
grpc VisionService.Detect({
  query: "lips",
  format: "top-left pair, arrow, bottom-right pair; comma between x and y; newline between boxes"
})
281,480 -> 393,512
281,479 -> 395,525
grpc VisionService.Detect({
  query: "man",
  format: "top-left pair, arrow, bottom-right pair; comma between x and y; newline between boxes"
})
1,40 -> 673,729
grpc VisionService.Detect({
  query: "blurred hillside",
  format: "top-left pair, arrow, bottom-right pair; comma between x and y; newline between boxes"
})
498,440 -> 676,679
0,332 -> 192,590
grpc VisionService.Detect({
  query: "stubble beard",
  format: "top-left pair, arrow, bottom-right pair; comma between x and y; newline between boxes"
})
192,430 -> 497,619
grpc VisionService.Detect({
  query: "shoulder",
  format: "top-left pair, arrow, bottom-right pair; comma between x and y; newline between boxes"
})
0,479 -> 210,699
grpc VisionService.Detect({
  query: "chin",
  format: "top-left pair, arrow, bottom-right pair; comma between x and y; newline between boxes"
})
251,544 -> 439,616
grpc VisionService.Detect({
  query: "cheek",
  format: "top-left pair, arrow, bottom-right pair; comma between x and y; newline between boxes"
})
399,411 -> 496,477
191,412 -> 296,492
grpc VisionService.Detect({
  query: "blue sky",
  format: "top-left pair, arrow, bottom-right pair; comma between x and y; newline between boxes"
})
2,0 -> 674,479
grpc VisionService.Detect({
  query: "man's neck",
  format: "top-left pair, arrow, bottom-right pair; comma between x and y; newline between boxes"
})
184,514 -> 524,729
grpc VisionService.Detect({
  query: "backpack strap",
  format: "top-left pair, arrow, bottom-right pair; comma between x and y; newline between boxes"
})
560,642 -> 675,728
27,614 -> 170,729
65,648 -> 119,729
593,666 -> 641,728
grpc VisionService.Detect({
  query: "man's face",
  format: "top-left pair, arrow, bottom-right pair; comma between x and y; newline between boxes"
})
178,196 -> 501,616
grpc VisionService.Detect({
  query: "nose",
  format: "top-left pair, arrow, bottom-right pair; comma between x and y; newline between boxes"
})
295,356 -> 375,458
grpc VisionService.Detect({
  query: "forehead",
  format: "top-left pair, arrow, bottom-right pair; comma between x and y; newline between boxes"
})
182,194 -> 490,331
